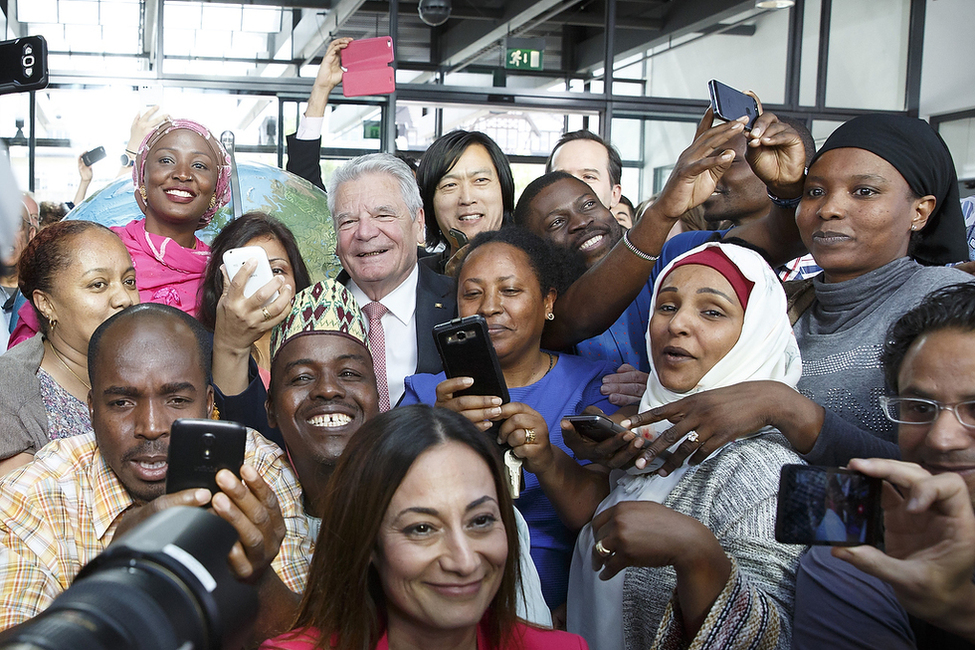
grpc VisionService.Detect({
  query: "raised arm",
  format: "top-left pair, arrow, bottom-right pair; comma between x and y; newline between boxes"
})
725,111 -> 809,266
543,113 -> 749,350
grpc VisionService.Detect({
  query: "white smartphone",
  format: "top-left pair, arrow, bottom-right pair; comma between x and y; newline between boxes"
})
222,246 -> 279,303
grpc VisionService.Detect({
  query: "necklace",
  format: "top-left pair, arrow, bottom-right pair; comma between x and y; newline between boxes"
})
48,339 -> 91,390
531,352 -> 555,384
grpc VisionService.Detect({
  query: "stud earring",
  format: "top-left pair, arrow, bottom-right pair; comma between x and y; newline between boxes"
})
139,186 -> 147,201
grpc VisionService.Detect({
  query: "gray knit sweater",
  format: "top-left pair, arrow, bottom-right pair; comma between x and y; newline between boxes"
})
621,432 -> 805,650
794,257 -> 971,443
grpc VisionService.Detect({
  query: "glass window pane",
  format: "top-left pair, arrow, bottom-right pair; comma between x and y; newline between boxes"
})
824,0 -> 910,110
646,7 -> 790,105
811,120 -> 844,150
938,117 -> 975,182
58,1 -> 100,25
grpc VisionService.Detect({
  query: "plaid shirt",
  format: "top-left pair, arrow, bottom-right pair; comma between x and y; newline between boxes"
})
777,254 -> 822,282
0,429 -> 311,629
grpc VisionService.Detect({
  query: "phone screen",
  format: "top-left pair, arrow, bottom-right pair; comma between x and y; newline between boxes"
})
775,464 -> 882,547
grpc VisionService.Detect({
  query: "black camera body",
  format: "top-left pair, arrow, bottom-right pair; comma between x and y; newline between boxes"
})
0,507 -> 258,650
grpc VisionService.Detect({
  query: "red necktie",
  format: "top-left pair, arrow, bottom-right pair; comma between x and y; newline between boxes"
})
363,301 -> 391,411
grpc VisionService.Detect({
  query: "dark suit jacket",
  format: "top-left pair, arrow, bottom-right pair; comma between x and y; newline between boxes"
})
338,263 -> 456,376
287,131 -> 458,370
285,134 -> 324,191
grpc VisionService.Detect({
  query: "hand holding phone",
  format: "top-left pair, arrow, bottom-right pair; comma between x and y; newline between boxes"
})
434,315 -> 509,403
565,414 -> 629,443
166,419 -> 247,495
81,146 -> 107,167
775,464 -> 883,547
708,79 -> 760,131
223,246 -> 279,303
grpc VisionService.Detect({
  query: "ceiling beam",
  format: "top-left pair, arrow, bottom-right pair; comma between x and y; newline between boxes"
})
573,0 -> 758,72
438,0 -> 586,69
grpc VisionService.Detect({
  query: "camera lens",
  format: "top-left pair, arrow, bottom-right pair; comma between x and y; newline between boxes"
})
457,330 -> 467,340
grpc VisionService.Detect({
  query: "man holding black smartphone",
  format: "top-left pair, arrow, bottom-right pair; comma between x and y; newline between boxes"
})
793,283 -> 975,649
0,304 -> 309,640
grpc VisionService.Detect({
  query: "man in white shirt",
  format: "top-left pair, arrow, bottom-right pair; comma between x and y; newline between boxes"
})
327,154 -> 455,408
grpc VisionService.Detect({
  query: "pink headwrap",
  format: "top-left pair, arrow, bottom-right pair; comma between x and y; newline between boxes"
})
132,118 -> 232,227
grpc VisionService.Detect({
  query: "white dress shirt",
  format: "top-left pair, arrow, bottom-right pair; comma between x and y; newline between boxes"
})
348,265 -> 419,407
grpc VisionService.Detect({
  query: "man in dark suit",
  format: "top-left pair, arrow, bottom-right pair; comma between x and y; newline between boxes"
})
327,153 -> 455,409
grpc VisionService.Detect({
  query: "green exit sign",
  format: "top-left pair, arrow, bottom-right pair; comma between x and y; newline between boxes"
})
363,120 -> 381,139
504,38 -> 544,71
506,48 -> 542,70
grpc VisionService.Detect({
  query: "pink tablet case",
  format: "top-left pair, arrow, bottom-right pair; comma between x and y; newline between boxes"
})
341,36 -> 395,97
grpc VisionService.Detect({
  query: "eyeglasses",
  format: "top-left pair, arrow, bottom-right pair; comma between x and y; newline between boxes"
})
879,396 -> 975,429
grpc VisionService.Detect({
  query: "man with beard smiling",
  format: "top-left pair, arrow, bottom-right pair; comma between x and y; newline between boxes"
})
0,304 -> 309,637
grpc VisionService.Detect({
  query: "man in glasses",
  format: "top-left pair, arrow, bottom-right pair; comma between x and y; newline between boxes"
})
794,282 -> 975,649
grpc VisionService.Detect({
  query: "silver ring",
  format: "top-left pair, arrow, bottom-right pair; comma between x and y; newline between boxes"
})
595,539 -> 613,558
686,432 -> 699,443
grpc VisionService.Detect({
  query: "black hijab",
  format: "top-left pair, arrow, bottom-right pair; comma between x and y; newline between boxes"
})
810,114 -> 967,266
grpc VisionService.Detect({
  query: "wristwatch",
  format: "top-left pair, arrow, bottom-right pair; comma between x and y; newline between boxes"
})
120,150 -> 137,167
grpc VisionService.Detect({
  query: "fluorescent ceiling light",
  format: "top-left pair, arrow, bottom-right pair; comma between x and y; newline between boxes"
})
755,0 -> 795,8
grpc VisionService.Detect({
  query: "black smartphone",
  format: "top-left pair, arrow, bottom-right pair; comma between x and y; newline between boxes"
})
166,419 -> 247,495
0,36 -> 49,96
708,79 -> 759,131
775,464 -> 883,547
81,146 -> 106,167
565,414 -> 628,442
433,315 -> 509,403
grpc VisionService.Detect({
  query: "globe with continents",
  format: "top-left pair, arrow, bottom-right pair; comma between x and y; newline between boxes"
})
68,161 -> 340,282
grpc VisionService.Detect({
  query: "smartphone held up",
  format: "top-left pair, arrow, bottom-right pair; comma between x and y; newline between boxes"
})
708,79 -> 760,130
223,246 -> 279,304
0,36 -> 49,96
166,419 -> 247,495
775,464 -> 883,547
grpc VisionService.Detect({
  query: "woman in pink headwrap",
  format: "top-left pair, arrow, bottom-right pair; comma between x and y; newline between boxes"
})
114,118 -> 232,315
6,119 -> 231,348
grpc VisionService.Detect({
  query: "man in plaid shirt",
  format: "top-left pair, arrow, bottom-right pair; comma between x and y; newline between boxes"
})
0,304 -> 310,641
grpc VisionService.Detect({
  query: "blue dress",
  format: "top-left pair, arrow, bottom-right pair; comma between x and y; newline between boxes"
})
401,352 -> 618,608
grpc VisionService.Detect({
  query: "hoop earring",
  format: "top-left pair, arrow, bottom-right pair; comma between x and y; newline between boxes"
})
139,186 -> 147,201
49,318 -> 57,331
546,312 -> 555,321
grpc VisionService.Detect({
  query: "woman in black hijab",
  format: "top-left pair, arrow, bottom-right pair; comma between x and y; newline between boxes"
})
807,113 -> 967,267
788,113 -> 971,443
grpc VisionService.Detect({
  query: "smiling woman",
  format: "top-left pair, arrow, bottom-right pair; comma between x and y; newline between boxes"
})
400,227 -> 620,611
112,118 -> 232,317
261,405 -> 588,650
0,221 -> 139,476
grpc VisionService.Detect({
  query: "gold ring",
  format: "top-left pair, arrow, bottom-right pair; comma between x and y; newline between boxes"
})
595,539 -> 613,558
524,428 -> 536,444
261,307 -> 271,322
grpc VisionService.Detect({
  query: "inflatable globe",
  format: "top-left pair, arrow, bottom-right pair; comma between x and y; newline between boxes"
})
68,161 -> 341,282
